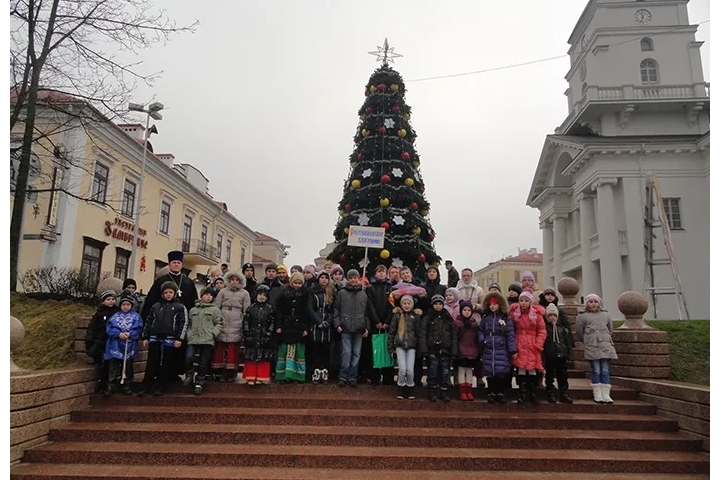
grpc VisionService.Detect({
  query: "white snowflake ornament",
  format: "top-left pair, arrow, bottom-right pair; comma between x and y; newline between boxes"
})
392,257 -> 404,268
357,213 -> 370,226
358,257 -> 370,269
414,172 -> 420,181
361,168 -> 372,178
392,215 -> 405,226
391,168 -> 403,178
384,118 -> 396,129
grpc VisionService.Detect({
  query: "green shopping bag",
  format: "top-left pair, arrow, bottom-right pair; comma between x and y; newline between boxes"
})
372,332 -> 394,369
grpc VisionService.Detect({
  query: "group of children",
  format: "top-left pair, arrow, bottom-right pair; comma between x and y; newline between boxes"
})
85,261 -> 618,405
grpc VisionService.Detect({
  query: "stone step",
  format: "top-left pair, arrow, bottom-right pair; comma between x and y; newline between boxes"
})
49,422 -> 702,451
9,464 -> 712,480
70,406 -> 678,431
22,443 -> 710,474
89,393 -> 655,415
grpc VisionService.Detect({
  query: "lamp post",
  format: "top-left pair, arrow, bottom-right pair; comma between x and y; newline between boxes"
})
127,101 -> 163,278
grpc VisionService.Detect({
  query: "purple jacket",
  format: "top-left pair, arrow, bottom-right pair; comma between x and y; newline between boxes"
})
454,315 -> 479,360
478,311 -> 517,378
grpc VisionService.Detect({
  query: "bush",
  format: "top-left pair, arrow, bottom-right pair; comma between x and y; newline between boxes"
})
20,266 -> 111,303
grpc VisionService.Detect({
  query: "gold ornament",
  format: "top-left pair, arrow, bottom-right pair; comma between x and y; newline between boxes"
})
398,128 -> 407,138
362,129 -> 370,137
360,114 -> 367,121
380,197 -> 390,207
421,209 -> 429,217
412,226 -> 421,235
351,179 -> 361,189
403,114 -> 410,121
350,162 -> 357,168
338,210 -> 345,217
369,85 -> 377,93
379,249 -> 390,259
413,161 -> 420,168
390,84 -> 399,92
404,178 -> 414,187
344,227 -> 349,234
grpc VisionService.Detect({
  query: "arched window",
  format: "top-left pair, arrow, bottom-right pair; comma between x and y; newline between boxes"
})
640,58 -> 659,84
640,37 -> 654,51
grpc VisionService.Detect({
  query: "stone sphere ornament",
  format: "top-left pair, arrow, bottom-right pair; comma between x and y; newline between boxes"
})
617,291 -> 651,329
96,277 -> 123,297
557,277 -> 580,301
10,316 -> 26,374
380,249 -> 390,259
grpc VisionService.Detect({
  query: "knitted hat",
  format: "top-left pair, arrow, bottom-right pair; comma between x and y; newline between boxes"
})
255,284 -> 270,295
521,271 -> 535,282
291,264 -> 303,273
545,304 -> 559,316
445,287 -> 459,303
242,262 -> 254,273
317,270 -> 330,280
488,282 -> 501,292
543,287 -> 557,296
508,283 -> 522,295
289,271 -> 304,284
118,292 -> 135,307
585,293 -> 602,304
99,290 -> 116,302
431,294 -> 445,305
167,250 -> 184,263
400,295 -> 415,306
347,269 -> 360,279
160,281 -> 178,293
122,278 -> 137,290
330,264 -> 344,276
519,291 -> 534,302
304,264 -> 316,275
276,264 -> 288,273
459,299 -> 473,313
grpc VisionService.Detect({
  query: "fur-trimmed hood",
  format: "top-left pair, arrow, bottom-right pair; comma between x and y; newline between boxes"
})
393,306 -> 423,316
481,291 -> 509,314
223,271 -> 246,290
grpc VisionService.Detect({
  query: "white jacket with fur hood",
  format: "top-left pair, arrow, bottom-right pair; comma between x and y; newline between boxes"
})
214,271 -> 251,343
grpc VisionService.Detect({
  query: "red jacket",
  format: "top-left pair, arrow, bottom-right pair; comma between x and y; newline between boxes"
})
510,303 -> 547,371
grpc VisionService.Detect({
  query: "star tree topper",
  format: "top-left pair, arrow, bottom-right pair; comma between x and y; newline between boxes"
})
368,38 -> 403,65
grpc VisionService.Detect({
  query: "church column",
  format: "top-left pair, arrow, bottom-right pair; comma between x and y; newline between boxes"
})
592,177 -> 622,317
621,177 -> 646,292
579,192 -> 600,296
541,220 -> 554,287
552,214 -> 567,288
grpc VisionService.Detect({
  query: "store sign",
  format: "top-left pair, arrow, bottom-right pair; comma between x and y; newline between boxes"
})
104,217 -> 148,249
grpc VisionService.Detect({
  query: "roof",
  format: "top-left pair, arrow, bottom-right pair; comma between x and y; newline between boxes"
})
501,253 -> 543,264
10,87 -> 79,104
255,231 -> 280,243
252,253 -> 273,264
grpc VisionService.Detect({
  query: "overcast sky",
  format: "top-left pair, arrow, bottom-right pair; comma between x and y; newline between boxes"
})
129,0 -> 711,272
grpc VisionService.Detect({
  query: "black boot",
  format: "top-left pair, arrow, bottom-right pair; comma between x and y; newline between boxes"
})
429,386 -> 438,402
440,388 -> 450,403
407,386 -> 415,400
529,378 -> 540,405
121,384 -> 133,395
396,385 -> 405,399
495,391 -> 506,405
183,372 -> 194,386
559,388 -> 574,404
546,386 -> 557,403
516,375 -> 527,404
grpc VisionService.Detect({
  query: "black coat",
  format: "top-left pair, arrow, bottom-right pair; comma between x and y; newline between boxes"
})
275,286 -> 310,344
307,285 -> 333,344
142,299 -> 188,341
543,320 -> 574,360
418,278 -> 447,313
85,305 -> 119,361
243,302 -> 275,361
259,277 -> 284,312
245,278 -> 258,300
447,267 -> 460,288
538,297 -> 571,330
142,272 -> 197,320
366,280 -> 393,333
419,308 -> 459,357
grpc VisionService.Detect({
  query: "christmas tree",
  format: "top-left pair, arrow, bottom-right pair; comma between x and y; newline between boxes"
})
328,39 -> 441,279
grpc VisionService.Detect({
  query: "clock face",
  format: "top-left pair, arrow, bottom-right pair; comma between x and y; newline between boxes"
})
635,9 -> 652,25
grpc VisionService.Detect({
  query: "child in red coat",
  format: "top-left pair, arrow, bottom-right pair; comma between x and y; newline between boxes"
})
510,291 -> 546,404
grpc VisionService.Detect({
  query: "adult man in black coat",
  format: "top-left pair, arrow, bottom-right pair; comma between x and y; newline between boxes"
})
363,265 -> 395,385
242,262 -> 258,300
142,251 -> 198,380
445,260 -> 460,288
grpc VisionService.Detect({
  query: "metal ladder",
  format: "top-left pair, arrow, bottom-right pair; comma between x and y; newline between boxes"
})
643,176 -> 690,320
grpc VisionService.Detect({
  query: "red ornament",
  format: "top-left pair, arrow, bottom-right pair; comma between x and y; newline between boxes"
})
410,202 -> 418,211
345,203 -> 353,212
377,126 -> 386,135
428,234 -> 435,241
357,153 -> 363,161
365,90 -> 369,97
411,137 -> 416,143
377,83 -> 387,92
381,174 -> 391,184
419,186 -> 425,193
401,151 -> 410,161
418,253 -> 426,263
340,253 -> 347,262
391,106 -> 400,114
365,107 -> 373,114
381,221 -> 390,231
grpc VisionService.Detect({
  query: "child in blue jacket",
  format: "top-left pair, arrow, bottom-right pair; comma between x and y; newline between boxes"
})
104,291 -> 143,395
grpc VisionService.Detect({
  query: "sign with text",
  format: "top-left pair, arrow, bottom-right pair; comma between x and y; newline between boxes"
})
347,225 -> 385,249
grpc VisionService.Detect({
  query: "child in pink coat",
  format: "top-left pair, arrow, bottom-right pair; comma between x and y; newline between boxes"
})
510,291 -> 546,405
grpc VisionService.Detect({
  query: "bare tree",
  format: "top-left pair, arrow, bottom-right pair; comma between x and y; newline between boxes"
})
10,0 -> 197,291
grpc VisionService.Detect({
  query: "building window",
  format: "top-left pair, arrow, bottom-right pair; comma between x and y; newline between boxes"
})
226,239 -> 232,263
121,179 -> 136,217
514,270 -> 520,282
216,233 -> 223,259
200,224 -> 209,253
155,259 -> 168,278
91,162 -> 109,203
640,58 -> 659,84
640,37 -> 653,51
81,237 -> 106,286
159,201 -> 171,235
662,198 -> 682,230
241,247 -> 246,266
114,248 -> 130,280
182,214 -> 193,251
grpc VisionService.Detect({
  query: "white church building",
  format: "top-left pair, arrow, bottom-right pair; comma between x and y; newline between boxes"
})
526,0 -> 709,320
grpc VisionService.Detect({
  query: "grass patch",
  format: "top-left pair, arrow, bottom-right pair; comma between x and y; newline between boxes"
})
649,320 -> 710,386
11,293 -> 96,370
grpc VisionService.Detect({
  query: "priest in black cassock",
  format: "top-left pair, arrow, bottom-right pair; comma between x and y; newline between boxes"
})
141,250 -> 198,379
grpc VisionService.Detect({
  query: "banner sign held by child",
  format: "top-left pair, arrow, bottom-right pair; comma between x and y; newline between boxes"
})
347,225 -> 385,284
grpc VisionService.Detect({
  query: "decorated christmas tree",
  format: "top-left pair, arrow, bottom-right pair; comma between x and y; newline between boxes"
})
328,39 -> 441,279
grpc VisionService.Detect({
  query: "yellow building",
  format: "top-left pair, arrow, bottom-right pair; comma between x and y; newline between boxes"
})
12,90 -> 259,293
474,249 -> 545,293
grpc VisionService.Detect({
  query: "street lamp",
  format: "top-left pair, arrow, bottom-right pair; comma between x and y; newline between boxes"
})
127,101 -> 164,278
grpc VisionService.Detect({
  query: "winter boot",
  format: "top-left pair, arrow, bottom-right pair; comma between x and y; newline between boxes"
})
559,388 -> 574,404
516,375 -> 528,404
183,372 -> 194,387
460,383 -> 469,401
407,386 -> 415,400
440,388 -> 450,403
601,384 -> 614,404
225,369 -> 237,383
102,383 -> 115,397
396,385 -> 405,399
591,384 -> 603,403
495,391 -> 506,405
120,384 -> 133,396
466,384 -> 475,401
312,369 -> 321,385
154,384 -> 166,396
546,386 -> 557,403
528,378 -> 540,405
321,369 -> 329,384
429,386 -> 438,402
194,384 -> 203,395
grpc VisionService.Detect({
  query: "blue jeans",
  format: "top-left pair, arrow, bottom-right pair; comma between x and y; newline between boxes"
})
395,347 -> 416,387
590,359 -> 611,384
340,332 -> 363,382
427,353 -> 451,390
185,344 -> 213,384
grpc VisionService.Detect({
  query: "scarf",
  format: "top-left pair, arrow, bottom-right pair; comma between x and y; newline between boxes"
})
512,304 -> 539,324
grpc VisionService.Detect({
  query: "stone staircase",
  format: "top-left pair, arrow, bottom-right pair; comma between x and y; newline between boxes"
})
10,378 -> 709,479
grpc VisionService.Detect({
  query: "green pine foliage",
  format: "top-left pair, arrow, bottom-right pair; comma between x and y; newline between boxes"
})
328,64 -> 441,278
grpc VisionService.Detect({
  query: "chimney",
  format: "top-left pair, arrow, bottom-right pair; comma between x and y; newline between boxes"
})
117,123 -> 145,141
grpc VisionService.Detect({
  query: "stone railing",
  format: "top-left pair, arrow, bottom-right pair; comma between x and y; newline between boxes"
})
633,84 -> 694,99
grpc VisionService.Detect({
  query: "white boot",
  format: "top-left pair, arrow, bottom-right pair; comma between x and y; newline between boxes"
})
592,384 -> 603,403
601,384 -> 613,404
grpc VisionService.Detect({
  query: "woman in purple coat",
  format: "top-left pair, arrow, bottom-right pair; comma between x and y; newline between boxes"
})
478,292 -> 517,404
